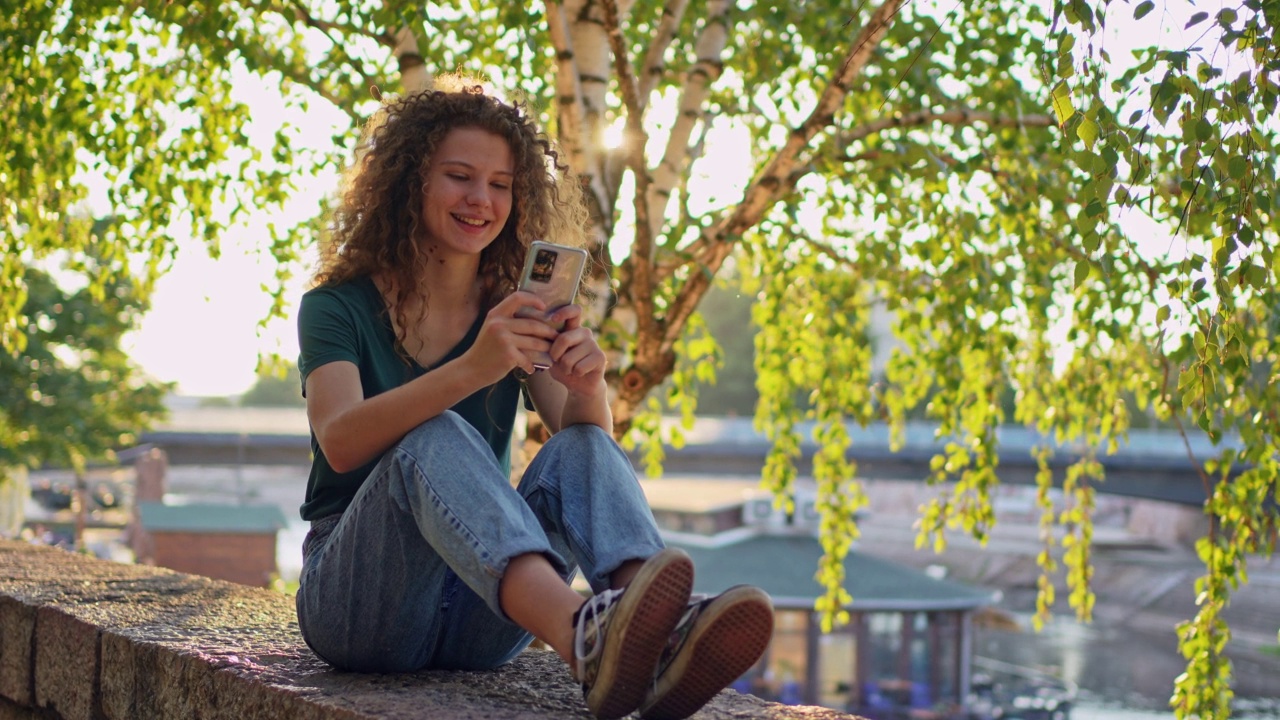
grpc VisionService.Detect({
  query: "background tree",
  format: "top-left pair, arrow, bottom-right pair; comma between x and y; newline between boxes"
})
681,273 -> 759,418
239,362 -> 306,407
0,225 -> 170,539
4,2 -> 1277,716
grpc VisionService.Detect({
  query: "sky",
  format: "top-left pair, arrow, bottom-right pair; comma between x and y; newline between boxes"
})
122,233 -> 311,398
118,3 -> 1210,399
119,72 -> 342,399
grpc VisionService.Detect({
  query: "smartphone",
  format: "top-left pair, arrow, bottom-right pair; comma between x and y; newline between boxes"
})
516,240 -> 589,369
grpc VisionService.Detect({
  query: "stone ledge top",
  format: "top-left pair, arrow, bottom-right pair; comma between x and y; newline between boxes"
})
0,540 -> 857,720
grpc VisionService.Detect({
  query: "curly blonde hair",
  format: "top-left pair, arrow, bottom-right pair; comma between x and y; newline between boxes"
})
314,77 -> 590,357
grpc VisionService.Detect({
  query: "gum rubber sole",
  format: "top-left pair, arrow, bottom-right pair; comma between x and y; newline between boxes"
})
639,586 -> 775,720
585,548 -> 695,720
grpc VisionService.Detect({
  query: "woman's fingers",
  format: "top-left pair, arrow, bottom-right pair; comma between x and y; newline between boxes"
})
546,304 -> 583,330
550,326 -> 605,377
473,300 -> 559,379
486,297 -> 602,378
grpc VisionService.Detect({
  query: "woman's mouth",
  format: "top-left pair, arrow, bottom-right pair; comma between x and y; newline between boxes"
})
453,214 -> 487,227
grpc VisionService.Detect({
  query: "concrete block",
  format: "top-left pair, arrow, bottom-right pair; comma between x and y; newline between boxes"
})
211,670 -> 368,720
153,652 -> 219,719
0,694 -> 42,720
33,607 -> 98,720
121,639 -> 166,719
107,640 -> 243,720
1,541 -> 857,720
99,633 -> 135,719
0,597 -> 34,705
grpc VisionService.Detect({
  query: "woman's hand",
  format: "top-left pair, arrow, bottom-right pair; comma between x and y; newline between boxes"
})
545,305 -> 607,396
463,291 -> 558,384
523,304 -> 613,433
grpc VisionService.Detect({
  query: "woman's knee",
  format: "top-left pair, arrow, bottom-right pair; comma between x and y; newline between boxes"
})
544,422 -> 612,449
394,411 -> 500,473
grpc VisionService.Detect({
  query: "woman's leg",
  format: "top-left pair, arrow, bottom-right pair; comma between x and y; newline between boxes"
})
428,422 -> 668,670
295,411 -> 570,672
429,423 -> 695,719
518,423 -> 668,593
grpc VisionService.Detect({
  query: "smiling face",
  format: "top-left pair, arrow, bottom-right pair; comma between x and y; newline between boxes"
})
420,126 -> 516,260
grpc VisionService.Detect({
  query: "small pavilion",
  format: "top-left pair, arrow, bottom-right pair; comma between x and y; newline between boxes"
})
641,477 -> 998,717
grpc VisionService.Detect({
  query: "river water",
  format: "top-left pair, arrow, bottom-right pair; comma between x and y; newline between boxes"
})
975,614 -> 1280,719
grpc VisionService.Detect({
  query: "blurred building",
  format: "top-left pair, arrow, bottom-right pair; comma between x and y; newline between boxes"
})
643,477 -> 999,717
138,501 -> 288,587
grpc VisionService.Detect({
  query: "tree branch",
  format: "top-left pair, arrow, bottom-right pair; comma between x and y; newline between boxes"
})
392,25 -> 431,93
601,0 -> 699,234
601,0 -> 662,355
796,230 -> 859,270
272,0 -> 396,47
637,0 -> 692,110
558,0 -> 620,238
838,108 -> 1055,146
664,0 -> 907,354
545,1 -> 588,176
644,0 -> 731,245
253,1 -> 382,119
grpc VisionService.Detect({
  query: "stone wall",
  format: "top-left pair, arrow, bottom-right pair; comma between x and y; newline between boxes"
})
0,541 -> 855,720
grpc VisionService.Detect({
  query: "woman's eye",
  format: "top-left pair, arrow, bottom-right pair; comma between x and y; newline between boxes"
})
448,173 -> 468,181
491,183 -> 510,190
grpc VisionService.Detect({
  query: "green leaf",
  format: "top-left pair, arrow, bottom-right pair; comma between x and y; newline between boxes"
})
1196,118 -> 1213,142
1186,11 -> 1209,29
1134,1 -> 1155,20
1074,261 -> 1089,287
1077,114 -> 1101,149
1051,81 -> 1076,125
1227,155 -> 1248,179
1247,263 -> 1266,288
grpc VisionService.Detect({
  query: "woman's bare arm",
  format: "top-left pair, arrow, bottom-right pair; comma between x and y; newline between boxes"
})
306,359 -> 487,472
307,293 -> 558,472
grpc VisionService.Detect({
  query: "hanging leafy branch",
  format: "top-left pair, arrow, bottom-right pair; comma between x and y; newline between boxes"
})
1046,2 -> 1279,716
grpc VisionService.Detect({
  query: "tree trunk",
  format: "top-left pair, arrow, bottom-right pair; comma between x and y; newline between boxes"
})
0,466 -> 28,539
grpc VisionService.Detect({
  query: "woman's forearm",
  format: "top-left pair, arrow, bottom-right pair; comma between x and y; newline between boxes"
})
558,380 -> 613,434
312,360 -> 485,472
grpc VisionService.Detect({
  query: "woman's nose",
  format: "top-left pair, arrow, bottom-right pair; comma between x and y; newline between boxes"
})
466,184 -> 491,208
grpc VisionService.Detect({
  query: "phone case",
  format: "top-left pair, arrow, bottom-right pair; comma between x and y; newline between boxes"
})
516,241 -> 589,369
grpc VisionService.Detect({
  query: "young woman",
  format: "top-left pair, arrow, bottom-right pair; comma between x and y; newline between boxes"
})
294,78 -> 773,720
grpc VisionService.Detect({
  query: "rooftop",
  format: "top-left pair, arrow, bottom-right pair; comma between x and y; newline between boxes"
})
640,476 -> 769,513
139,501 -> 289,534
668,533 -> 999,612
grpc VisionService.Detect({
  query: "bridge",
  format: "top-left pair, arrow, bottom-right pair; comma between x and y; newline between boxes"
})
654,417 -> 1241,507
122,407 -> 1240,508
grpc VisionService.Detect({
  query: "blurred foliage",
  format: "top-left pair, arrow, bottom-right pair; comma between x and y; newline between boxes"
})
682,272 -> 760,418
239,363 -> 305,407
0,227 -> 169,476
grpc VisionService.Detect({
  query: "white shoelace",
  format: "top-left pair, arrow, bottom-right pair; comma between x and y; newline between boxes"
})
574,587 -> 625,682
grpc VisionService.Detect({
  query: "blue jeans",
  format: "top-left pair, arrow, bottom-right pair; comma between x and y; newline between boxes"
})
295,411 -> 666,673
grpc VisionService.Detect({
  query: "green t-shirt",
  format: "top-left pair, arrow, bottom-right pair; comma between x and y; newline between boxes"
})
295,276 -> 525,521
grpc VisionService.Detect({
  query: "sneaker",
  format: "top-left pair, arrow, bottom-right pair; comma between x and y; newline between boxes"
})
637,585 -> 774,720
574,548 -> 695,719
